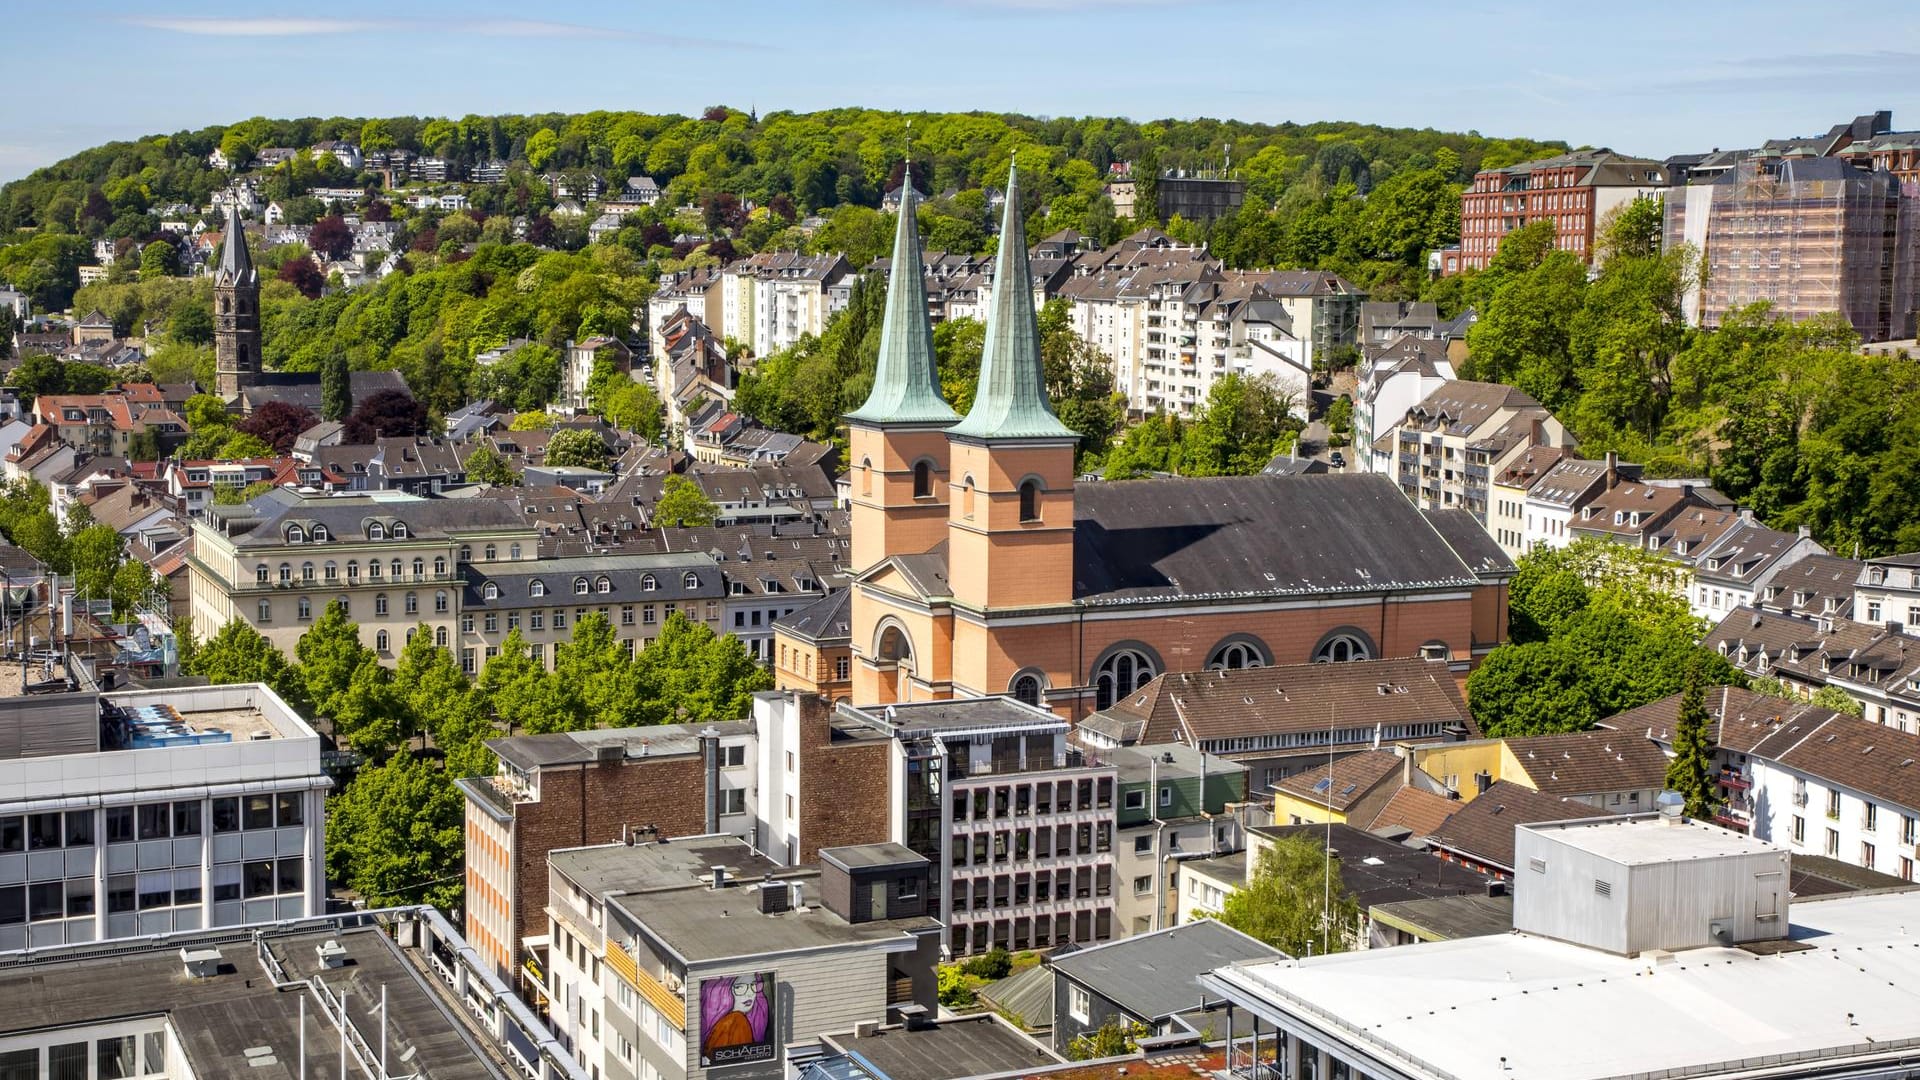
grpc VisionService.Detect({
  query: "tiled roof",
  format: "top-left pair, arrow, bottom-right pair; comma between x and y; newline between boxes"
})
1364,786 -> 1461,839
1425,781 -> 1600,871
1094,657 -> 1473,746
1602,684 -> 1847,756
1503,731 -> 1671,797
1273,750 -> 1404,811
1759,554 -> 1863,619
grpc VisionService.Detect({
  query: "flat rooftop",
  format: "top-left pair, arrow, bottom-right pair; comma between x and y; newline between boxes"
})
1369,894 -> 1515,942
1209,891 -> 1920,1080
1105,742 -> 1244,783
489,719 -> 752,771
1522,814 -> 1780,865
839,697 -> 1067,737
825,1016 -> 1058,1080
0,924 -> 508,1079
552,837 -> 939,964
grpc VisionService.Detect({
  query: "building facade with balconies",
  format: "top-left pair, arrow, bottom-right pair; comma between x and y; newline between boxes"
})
1381,381 -> 1569,522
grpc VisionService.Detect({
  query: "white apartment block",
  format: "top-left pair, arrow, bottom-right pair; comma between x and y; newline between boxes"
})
0,681 -> 327,950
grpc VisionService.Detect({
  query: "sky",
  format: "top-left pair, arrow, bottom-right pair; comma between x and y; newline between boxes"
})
7,0 -> 1920,183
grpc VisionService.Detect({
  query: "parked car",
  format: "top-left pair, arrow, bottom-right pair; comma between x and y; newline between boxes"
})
1329,451 -> 1346,469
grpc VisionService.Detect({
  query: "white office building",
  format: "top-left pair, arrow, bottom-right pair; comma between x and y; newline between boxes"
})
0,681 -> 327,950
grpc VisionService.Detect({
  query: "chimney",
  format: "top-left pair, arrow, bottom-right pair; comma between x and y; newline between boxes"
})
702,727 -> 721,833
710,865 -> 728,889
1604,451 -> 1618,489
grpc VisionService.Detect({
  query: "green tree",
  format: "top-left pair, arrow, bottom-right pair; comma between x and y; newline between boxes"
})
1215,834 -> 1362,956
321,349 -> 351,422
217,431 -> 275,460
1811,685 -> 1865,717
1066,1019 -> 1147,1062
464,446 -> 520,485
478,627 -> 555,733
109,558 -> 168,620
653,474 -> 718,527
1181,373 -> 1301,476
394,625 -> 479,748
325,750 -> 463,909
185,618 -> 308,714
601,380 -> 664,443
550,613 -> 640,730
294,600 -> 378,720
139,241 -> 176,278
633,613 -> 771,724
544,428 -> 610,470
67,523 -> 122,603
1664,659 -> 1719,817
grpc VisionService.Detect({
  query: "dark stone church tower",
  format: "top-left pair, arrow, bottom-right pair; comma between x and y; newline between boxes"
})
213,203 -> 260,401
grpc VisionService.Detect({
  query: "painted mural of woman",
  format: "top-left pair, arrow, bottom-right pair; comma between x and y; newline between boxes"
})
699,972 -> 773,1065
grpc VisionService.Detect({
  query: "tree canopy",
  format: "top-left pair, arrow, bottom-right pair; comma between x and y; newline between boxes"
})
1214,834 -> 1362,956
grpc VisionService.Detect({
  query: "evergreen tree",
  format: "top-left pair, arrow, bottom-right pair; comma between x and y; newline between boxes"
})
1664,658 -> 1719,818
321,348 -> 351,422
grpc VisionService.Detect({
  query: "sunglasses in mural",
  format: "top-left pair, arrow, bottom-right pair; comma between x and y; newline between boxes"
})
699,971 -> 776,1068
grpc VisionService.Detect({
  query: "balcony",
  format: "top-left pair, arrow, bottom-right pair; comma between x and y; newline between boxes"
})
1717,769 -> 1751,792
1792,790 -> 1809,808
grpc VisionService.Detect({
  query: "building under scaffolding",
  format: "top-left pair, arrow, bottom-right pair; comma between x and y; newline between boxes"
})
1665,151 -> 1920,342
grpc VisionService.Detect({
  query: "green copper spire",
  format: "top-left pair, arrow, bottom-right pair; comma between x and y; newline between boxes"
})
846,167 -> 959,427
947,166 -> 1078,442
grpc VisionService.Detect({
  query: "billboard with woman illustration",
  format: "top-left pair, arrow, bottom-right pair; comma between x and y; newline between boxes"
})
698,971 -> 776,1069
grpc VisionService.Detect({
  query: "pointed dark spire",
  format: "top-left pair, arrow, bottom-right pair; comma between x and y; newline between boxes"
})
217,203 -> 256,287
846,165 -> 959,427
947,165 -> 1077,442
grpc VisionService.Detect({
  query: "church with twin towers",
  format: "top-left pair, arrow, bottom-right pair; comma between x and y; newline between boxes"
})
778,163 -> 1514,718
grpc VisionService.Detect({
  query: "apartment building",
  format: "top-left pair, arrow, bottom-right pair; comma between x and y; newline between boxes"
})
1356,335 -> 1456,476
1708,606 -> 1920,734
771,590 -> 852,701
454,722 -> 756,986
648,267 -> 724,363
1855,553 -> 1920,631
543,836 -> 939,1080
1457,149 -> 1669,272
719,252 -> 853,358
457,552 -> 728,673
1687,515 -> 1826,623
1103,743 -> 1248,937
187,488 -> 538,658
562,336 -> 633,413
1666,152 -> 1920,342
756,695 -> 1121,957
1383,380 -> 1570,520
0,682 -> 327,950
1487,445 -> 1571,557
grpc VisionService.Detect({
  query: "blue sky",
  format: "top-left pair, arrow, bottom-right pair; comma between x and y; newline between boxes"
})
6,0 -> 1920,183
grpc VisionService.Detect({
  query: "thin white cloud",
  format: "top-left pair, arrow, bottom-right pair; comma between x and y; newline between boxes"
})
119,13 -> 765,48
124,16 -> 378,35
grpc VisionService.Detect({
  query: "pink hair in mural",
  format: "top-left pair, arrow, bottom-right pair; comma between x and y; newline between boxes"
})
699,972 -> 775,1068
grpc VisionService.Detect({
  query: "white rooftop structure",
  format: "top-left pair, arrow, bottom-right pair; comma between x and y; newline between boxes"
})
1204,889 -> 1920,1080
1524,813 -> 1780,864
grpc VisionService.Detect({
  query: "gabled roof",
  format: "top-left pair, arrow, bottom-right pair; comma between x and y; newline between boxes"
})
1602,684 -> 1847,756
1047,921 -> 1283,1020
1503,731 -> 1671,797
1365,786 -> 1461,839
1072,474 -> 1488,605
1425,781 -> 1601,871
1092,657 -> 1472,747
771,587 -> 851,644
1273,749 -> 1405,811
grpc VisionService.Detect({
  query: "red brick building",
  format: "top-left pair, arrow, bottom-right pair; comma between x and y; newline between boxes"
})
456,722 -> 755,993
1456,150 -> 1669,273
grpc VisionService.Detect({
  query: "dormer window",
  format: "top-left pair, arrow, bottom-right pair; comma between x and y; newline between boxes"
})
575,577 -> 591,595
1613,511 -> 1624,526
683,572 -> 700,590
286,525 -> 306,543
530,580 -> 546,598
312,525 -> 330,542
392,522 -> 408,539
483,582 -> 499,600
1870,566 -> 1887,585
596,576 -> 611,594
368,522 -> 386,540
640,574 -> 657,592
1708,558 -> 1721,571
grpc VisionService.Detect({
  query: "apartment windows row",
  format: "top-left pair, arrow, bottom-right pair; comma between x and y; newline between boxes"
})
951,865 -> 1113,913
951,777 -> 1112,822
950,906 -> 1111,955
950,821 -> 1113,867
0,858 -> 303,925
256,591 -> 447,623
254,555 -> 452,585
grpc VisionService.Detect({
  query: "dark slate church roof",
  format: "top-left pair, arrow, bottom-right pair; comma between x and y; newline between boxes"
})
1071,473 -> 1489,605
240,370 -> 412,415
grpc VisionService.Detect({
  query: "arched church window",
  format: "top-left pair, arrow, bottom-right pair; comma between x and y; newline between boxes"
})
1208,641 -> 1265,670
1019,479 -> 1041,523
912,460 -> 933,499
1314,634 -> 1371,663
1011,673 -> 1043,707
1094,649 -> 1155,711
